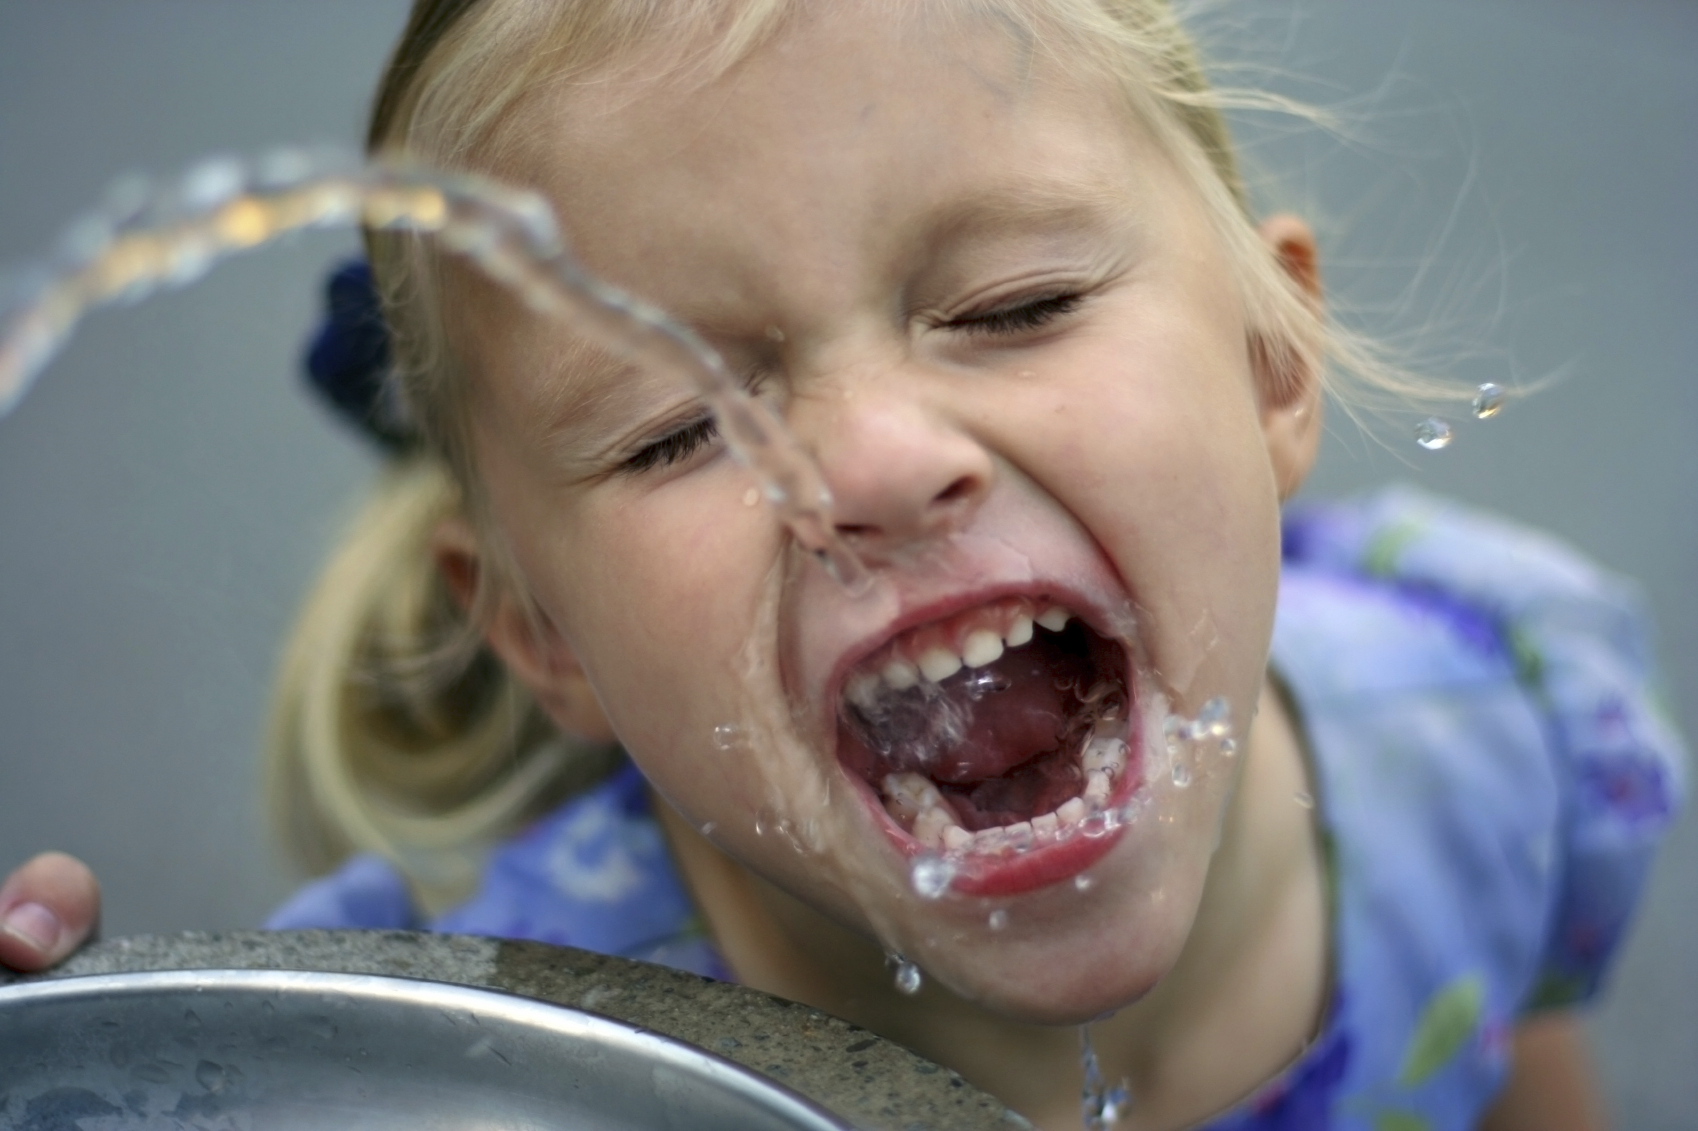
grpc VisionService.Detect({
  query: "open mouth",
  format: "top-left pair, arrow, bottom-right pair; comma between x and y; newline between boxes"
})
835,597 -> 1136,869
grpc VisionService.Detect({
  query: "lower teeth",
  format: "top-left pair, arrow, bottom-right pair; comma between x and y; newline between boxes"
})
886,788 -> 1123,856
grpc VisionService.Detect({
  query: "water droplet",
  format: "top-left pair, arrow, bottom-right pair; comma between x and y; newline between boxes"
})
764,324 -> 786,342
1080,811 -> 1114,838
712,723 -> 740,751
892,959 -> 923,995
1293,790 -> 1315,809
1415,417 -> 1454,451
58,215 -> 115,263
1472,382 -> 1505,419
179,156 -> 246,210
964,669 -> 1012,699
699,821 -> 717,837
1080,1025 -> 1132,1130
754,806 -> 775,836
987,909 -> 1009,931
1074,873 -> 1094,892
909,854 -> 957,900
1196,696 -> 1231,738
1162,714 -> 1185,754
161,236 -> 218,286
1171,756 -> 1192,788
1218,738 -> 1238,757
742,486 -> 760,507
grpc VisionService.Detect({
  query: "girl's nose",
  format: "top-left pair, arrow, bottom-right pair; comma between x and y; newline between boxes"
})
802,381 -> 994,556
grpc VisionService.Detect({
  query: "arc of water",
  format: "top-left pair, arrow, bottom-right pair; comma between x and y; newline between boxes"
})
0,149 -> 869,593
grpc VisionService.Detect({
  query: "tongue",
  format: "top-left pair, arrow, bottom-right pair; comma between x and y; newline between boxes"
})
838,621 -> 1111,793
924,647 -> 1078,783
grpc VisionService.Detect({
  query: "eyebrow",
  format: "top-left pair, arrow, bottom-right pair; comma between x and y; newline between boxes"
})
917,174 -> 1137,250
527,340 -> 667,464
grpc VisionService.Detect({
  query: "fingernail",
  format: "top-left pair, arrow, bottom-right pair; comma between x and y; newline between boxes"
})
0,901 -> 63,952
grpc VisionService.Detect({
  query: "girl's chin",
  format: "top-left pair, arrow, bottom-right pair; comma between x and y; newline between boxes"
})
877,856 -> 1191,1025
916,933 -> 1173,1027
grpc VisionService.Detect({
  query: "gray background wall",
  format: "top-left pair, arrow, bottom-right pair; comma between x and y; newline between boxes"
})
0,1 -> 1691,1125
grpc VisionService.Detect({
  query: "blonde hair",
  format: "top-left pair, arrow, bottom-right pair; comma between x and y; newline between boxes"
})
267,0 -> 1451,904
265,457 -> 618,909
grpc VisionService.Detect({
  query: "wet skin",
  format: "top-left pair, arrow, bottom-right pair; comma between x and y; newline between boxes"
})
446,6 -> 1327,1126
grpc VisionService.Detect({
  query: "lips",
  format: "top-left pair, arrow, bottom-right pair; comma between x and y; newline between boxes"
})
830,592 -> 1139,895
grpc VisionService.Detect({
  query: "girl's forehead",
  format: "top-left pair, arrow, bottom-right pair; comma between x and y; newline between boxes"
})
493,2 -> 1132,183
485,11 -> 1150,255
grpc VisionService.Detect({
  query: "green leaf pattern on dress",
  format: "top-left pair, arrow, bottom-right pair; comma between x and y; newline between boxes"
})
1398,974 -> 1484,1088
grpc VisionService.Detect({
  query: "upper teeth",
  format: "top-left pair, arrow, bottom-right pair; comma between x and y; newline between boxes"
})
917,647 -> 963,683
961,629 -> 1003,668
851,604 -> 1074,701
1006,614 -> 1034,647
881,658 -> 919,691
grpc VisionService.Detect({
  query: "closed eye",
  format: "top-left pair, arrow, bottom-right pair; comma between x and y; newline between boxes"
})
949,292 -> 1084,337
619,414 -> 720,475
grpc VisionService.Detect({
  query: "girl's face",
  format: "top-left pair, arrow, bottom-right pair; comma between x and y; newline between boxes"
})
453,6 -> 1317,1022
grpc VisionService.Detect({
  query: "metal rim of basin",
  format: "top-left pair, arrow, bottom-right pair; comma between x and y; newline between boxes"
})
0,967 -> 854,1131
0,930 -> 1031,1131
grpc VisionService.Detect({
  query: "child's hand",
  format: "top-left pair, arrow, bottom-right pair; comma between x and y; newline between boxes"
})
0,852 -> 100,971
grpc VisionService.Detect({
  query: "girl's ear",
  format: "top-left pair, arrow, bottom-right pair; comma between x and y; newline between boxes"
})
431,516 -> 618,744
1253,213 -> 1326,500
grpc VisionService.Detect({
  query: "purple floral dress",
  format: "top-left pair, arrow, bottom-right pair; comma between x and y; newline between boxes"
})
269,487 -> 1686,1130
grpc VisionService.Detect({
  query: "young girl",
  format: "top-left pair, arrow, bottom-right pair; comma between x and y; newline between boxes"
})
1,1 -> 1684,1127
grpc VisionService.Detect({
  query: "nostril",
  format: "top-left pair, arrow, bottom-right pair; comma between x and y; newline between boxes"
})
934,475 -> 978,507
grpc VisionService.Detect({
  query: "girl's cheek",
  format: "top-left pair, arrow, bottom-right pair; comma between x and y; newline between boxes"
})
572,486 -> 790,752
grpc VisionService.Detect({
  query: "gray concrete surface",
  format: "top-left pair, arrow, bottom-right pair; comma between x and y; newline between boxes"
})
0,1 -> 1692,1125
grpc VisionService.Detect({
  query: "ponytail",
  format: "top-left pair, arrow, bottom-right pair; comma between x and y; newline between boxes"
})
263,457 -> 618,912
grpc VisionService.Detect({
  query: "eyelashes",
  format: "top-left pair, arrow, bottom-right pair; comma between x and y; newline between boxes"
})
618,292 -> 1084,475
947,291 -> 1084,337
619,414 -> 719,475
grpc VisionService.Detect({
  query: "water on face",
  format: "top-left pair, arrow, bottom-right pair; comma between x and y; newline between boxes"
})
909,854 -> 958,900
0,150 -> 872,593
1158,697 -> 1238,795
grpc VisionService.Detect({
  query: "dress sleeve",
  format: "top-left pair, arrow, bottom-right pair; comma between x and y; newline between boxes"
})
1289,486 -> 1690,1011
262,852 -> 421,931
1514,590 -> 1688,1011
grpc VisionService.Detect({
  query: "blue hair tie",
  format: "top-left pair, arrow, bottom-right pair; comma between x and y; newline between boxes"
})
303,258 -> 415,451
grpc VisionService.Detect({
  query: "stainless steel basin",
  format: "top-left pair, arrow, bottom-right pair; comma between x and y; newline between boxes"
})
0,968 -> 850,1130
